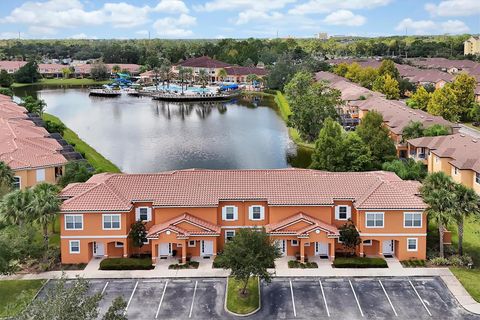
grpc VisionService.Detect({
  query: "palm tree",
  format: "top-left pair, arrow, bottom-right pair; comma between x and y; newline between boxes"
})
197,69 -> 209,88
185,68 -> 193,86
420,172 -> 456,258
30,183 -> 60,250
0,161 -> 14,198
152,67 -> 160,91
217,68 -> 227,82
61,67 -> 71,79
111,65 -> 121,74
453,184 -> 480,256
0,188 -> 34,226
178,67 -> 187,94
246,74 -> 259,86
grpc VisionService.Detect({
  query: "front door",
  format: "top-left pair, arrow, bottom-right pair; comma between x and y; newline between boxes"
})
201,240 -> 214,256
159,243 -> 172,256
93,242 -> 104,257
275,240 -> 286,256
315,242 -> 329,256
382,240 -> 394,256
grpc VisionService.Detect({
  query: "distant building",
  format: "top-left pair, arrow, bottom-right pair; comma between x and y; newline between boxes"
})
464,36 -> 480,55
317,32 -> 328,40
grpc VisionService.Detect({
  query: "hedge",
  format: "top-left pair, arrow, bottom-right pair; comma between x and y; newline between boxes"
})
333,257 -> 388,268
288,260 -> 318,269
99,258 -> 154,270
168,261 -> 199,269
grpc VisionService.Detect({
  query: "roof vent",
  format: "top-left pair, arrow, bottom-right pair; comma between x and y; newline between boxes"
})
472,140 -> 478,143
460,134 -> 465,137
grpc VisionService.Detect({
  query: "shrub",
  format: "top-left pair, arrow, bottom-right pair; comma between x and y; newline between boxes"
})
401,259 -> 426,268
429,255 -> 473,267
44,119 -> 66,135
333,257 -> 388,268
99,258 -> 154,270
0,87 -> 13,97
288,260 -> 318,268
430,257 -> 450,266
168,261 -> 199,270
212,254 -> 224,268
263,89 -> 277,95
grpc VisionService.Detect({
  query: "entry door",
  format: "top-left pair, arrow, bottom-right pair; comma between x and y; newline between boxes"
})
201,240 -> 214,255
382,240 -> 394,255
93,242 -> 104,256
275,240 -> 286,256
159,243 -> 172,256
315,242 -> 328,256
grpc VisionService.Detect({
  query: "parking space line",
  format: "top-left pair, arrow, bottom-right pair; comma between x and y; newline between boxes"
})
379,280 -> 398,317
123,281 -> 138,315
349,280 -> 364,317
155,280 -> 168,319
409,280 -> 432,317
101,281 -> 109,295
188,280 -> 198,318
318,280 -> 330,317
289,279 -> 297,318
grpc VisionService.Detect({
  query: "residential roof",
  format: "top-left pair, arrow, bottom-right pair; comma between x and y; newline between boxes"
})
265,212 -> 339,236
224,66 -> 267,76
407,58 -> 478,71
315,71 -> 376,101
60,169 -> 426,212
0,60 -> 27,71
408,133 -> 480,174
176,56 -> 230,69
147,213 -> 221,238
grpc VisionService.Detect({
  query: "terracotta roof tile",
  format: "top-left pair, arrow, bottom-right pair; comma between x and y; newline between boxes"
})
147,213 -> 221,238
266,212 -> 339,236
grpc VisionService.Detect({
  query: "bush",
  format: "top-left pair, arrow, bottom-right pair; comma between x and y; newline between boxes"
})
263,89 -> 277,95
99,258 -> 154,270
44,119 -> 66,135
168,261 -> 199,269
401,259 -> 426,268
212,254 -> 224,268
430,255 -> 474,267
288,260 -> 318,268
0,87 -> 13,97
333,257 -> 388,268
430,257 -> 450,266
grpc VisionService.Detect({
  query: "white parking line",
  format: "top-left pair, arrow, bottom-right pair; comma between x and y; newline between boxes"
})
318,280 -> 330,317
379,280 -> 398,317
409,280 -> 432,317
349,280 -> 364,317
123,281 -> 138,315
289,279 -> 297,318
188,281 -> 198,318
155,280 -> 168,319
101,281 -> 109,295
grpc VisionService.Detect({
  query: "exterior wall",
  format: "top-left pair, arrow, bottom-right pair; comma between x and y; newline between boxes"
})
474,174 -> 480,194
452,169 -> 474,188
14,166 -> 60,189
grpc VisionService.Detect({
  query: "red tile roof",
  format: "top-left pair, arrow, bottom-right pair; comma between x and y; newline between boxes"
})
60,169 -> 426,212
147,213 -> 221,238
177,56 -> 230,69
266,212 -> 339,236
225,66 -> 267,76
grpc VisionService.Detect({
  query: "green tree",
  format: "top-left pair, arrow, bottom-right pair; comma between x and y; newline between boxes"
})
339,220 -> 361,256
427,84 -> 460,122
129,220 -> 147,248
58,161 -> 93,187
423,124 -> 451,136
420,172 -> 456,258
111,65 -> 121,74
0,225 -> 41,274
342,132 -> 372,172
216,228 -> 281,294
381,159 -> 427,181
402,121 -> 425,141
373,74 -> 400,100
0,70 -> 14,87
377,59 -> 400,79
0,188 -> 34,226
61,67 -> 71,79
357,67 -> 378,89
102,297 -> 128,320
0,87 -> 13,97
265,54 -> 296,90
450,73 -> 476,120
356,111 -> 397,169
90,62 -> 110,81
407,86 -> 431,110
197,69 -> 210,88
310,118 -> 345,171
30,183 -> 60,250
246,74 -> 259,85
333,63 -> 349,77
398,78 -> 415,98
44,119 -> 67,135
20,96 -> 47,115
14,61 -> 40,83
469,104 -> 480,123
453,184 -> 480,256
217,68 -> 227,82
0,161 -> 15,198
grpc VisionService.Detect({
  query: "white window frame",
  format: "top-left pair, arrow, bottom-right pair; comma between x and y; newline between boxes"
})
143,238 -> 150,245
64,214 -> 83,230
188,240 -> 196,247
362,239 -> 372,246
102,214 -> 121,230
13,176 -> 21,189
335,205 -> 351,220
135,207 -> 152,222
452,166 -> 459,176
222,206 -> 238,221
291,239 -> 299,247
115,241 -> 124,248
36,168 -> 45,182
404,212 -> 422,228
225,230 -> 236,242
249,205 -> 264,221
407,238 -> 418,252
476,172 -> 480,185
365,212 -> 384,228
69,240 -> 80,254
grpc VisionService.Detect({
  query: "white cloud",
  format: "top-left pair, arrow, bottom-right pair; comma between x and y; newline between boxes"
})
153,13 -> 196,38
195,0 -> 295,12
425,0 -> 480,17
154,0 -> 189,14
395,18 -> 469,35
322,10 -> 366,26
441,19 -> 469,33
101,3 -> 151,28
236,10 -> 283,25
289,0 -> 391,15
28,25 -> 56,36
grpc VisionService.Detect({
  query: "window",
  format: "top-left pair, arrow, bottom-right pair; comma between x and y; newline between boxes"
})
143,238 -> 150,245
476,172 -> 480,185
222,206 -> 237,221
407,238 -> 418,251
13,176 -> 20,189
188,240 -> 196,247
335,205 -> 351,220
136,207 -> 151,222
115,242 -> 124,248
404,212 -> 422,228
362,240 -> 372,246
69,240 -> 80,254
36,169 -> 45,182
435,155 -> 440,163
291,239 -> 299,246
225,230 -> 235,242
103,214 -> 121,230
366,212 -> 384,228
249,205 -> 264,220
65,215 -> 83,230
452,166 -> 459,175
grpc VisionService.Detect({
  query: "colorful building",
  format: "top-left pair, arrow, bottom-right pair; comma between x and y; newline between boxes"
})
59,169 -> 427,265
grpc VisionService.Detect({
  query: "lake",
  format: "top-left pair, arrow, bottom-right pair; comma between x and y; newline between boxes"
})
13,86 -> 311,173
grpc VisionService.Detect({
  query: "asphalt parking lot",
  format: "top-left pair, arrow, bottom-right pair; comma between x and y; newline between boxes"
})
37,276 -> 479,320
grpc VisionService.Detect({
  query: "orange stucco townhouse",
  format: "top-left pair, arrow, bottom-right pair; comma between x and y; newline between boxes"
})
59,169 -> 427,265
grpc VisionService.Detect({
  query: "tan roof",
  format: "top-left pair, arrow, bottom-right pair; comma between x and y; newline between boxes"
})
408,58 -> 478,71
315,71 -> 376,101
0,94 -> 67,170
408,133 -> 480,173
60,169 -> 426,212
177,56 -> 230,69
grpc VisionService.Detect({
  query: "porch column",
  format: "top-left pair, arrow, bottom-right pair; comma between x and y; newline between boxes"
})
103,241 -> 108,257
151,240 -> 157,264
123,239 -> 129,258
300,239 -> 305,263
181,239 -> 187,264
329,238 -> 335,261
359,241 -> 364,257
213,238 -> 218,257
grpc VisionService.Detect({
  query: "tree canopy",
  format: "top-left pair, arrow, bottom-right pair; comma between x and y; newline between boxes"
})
14,60 -> 40,83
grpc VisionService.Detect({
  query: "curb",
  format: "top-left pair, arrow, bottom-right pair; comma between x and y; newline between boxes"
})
224,277 -> 261,317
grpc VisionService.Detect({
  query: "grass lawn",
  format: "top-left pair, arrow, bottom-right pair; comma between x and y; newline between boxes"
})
12,78 -> 111,88
226,277 -> 260,315
42,113 -> 120,173
0,280 -> 45,318
451,268 -> 480,302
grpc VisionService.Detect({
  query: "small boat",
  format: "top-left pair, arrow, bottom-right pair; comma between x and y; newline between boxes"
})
89,88 -> 121,97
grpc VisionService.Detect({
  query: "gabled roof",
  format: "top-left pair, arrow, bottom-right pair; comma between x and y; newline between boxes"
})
147,213 -> 221,238
265,212 -> 339,236
225,66 -> 267,76
177,56 -> 230,69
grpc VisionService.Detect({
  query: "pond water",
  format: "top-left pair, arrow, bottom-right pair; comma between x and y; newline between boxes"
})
13,86 -> 311,173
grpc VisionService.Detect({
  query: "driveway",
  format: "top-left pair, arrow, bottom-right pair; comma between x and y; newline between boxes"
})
37,276 -> 479,319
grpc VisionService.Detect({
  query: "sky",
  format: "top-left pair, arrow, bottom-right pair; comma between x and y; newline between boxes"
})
0,0 -> 479,39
